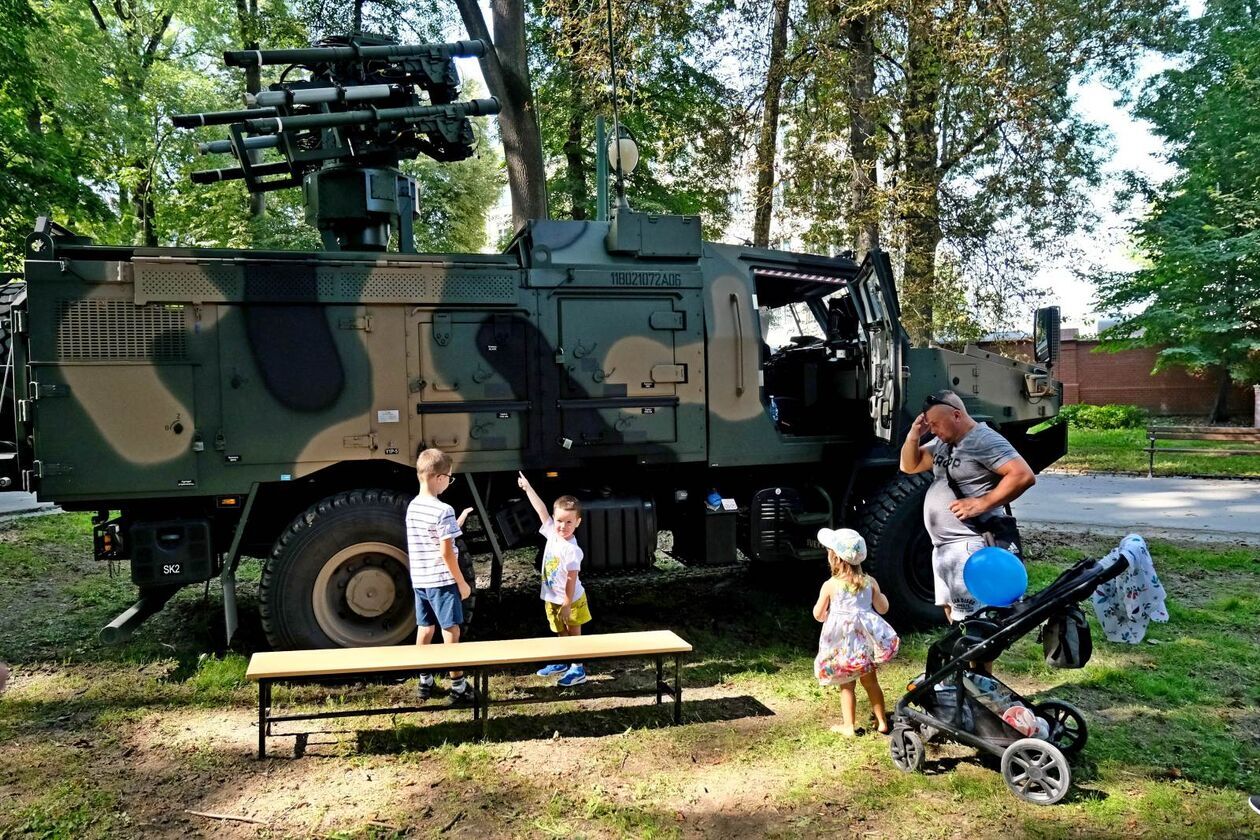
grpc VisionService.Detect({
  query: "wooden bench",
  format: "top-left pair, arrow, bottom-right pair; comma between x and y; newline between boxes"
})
246,630 -> 692,758
1145,425 -> 1260,476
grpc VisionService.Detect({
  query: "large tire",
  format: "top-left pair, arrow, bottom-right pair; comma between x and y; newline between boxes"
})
859,472 -> 942,628
262,489 -> 421,649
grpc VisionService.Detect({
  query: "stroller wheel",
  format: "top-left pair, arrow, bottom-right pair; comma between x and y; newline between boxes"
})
1033,699 -> 1088,756
889,726 -> 925,773
1000,738 -> 1071,805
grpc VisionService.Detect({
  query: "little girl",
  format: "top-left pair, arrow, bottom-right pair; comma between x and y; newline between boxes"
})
813,527 -> 900,736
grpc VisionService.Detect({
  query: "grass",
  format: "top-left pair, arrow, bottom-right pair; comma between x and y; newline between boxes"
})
1055,427 -> 1260,478
1,516 -> 1258,838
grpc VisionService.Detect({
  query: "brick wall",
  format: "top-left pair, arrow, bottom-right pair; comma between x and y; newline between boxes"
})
982,339 -> 1254,417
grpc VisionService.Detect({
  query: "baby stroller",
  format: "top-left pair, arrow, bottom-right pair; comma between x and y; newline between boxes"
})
889,552 -> 1128,804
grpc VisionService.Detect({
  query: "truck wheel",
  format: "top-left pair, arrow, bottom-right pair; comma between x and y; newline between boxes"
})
859,472 -> 942,628
262,489 -> 417,649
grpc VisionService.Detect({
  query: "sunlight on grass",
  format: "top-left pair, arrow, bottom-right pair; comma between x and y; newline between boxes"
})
1058,427 -> 1260,477
2,516 -> 1258,837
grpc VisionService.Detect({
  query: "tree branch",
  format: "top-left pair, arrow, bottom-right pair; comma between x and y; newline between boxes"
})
86,0 -> 108,31
939,118 -> 1002,175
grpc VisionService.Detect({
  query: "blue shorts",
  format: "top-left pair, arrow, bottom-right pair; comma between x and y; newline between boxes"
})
414,584 -> 464,629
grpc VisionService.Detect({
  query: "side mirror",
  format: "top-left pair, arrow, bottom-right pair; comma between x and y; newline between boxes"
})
1033,306 -> 1061,367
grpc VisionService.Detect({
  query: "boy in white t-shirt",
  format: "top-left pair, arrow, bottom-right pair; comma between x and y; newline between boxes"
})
517,472 -> 591,686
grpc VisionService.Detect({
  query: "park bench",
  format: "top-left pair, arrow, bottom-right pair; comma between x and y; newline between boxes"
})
245,630 -> 691,758
1145,425 -> 1260,477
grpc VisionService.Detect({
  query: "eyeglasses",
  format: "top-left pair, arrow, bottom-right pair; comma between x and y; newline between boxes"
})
922,394 -> 961,413
439,474 -> 458,484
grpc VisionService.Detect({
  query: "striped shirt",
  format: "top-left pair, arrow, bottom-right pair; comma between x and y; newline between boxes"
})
406,494 -> 462,588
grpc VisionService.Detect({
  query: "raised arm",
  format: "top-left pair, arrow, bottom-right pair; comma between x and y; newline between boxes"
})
517,471 -> 551,524
900,413 -> 935,474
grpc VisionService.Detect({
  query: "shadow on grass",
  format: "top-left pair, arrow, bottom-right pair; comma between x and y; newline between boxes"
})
268,695 -> 778,756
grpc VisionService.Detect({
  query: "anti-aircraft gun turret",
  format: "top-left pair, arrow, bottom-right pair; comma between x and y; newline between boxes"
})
174,35 -> 499,252
4,33 -> 1066,650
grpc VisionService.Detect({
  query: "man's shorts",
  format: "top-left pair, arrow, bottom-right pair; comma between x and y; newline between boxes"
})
414,583 -> 464,629
932,538 -> 985,620
545,594 -> 592,633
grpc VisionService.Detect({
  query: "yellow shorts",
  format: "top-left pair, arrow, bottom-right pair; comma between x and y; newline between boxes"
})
545,594 -> 592,633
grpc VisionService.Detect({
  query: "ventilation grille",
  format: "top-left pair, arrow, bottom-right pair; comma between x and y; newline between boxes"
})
337,270 -> 517,302
136,264 -> 241,300
134,261 -> 519,304
57,300 -> 187,360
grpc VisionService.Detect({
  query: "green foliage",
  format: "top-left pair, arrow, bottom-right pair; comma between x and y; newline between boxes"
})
1096,1 -> 1260,406
780,0 -> 1180,341
528,0 -> 743,234
1056,402 -> 1148,429
0,0 -> 502,261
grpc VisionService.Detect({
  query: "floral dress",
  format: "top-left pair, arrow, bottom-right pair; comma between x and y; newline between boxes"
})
815,576 -> 900,686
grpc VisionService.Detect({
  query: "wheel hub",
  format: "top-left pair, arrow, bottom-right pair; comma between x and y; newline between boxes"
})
312,541 -> 412,647
345,566 -> 396,618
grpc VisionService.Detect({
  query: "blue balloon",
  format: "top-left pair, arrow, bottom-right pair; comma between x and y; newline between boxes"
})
963,546 -> 1028,607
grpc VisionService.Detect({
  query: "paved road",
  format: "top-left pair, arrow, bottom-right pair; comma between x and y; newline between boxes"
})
1013,473 -> 1260,540
0,491 -> 58,517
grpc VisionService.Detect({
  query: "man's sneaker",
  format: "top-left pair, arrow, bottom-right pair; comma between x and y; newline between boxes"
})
557,665 -> 587,687
447,683 -> 476,706
417,678 -> 437,701
536,663 -> 569,677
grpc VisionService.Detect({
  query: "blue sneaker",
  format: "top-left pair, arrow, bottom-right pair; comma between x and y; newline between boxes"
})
536,663 -> 569,677
557,665 -> 587,687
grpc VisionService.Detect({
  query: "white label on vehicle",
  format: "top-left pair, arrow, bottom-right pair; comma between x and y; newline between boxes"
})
377,409 -> 400,423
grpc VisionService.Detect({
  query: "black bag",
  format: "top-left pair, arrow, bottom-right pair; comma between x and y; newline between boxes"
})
941,459 -> 1023,555
1040,605 -> 1093,668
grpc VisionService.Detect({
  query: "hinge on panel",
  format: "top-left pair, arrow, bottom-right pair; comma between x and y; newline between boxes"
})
338,314 -> 373,332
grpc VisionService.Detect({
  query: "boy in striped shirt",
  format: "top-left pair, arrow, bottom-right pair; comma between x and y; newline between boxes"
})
408,448 -> 474,704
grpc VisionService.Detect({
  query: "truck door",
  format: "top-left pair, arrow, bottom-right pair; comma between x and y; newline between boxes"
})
853,252 -> 903,442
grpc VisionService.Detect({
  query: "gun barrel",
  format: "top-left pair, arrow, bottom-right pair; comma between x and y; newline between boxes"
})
198,135 -> 280,155
190,161 -> 292,184
173,107 -> 278,129
247,83 -> 395,108
246,97 -> 500,134
224,39 -> 486,68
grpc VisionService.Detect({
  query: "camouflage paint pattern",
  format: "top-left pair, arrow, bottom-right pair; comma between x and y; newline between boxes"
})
17,217 -> 1059,506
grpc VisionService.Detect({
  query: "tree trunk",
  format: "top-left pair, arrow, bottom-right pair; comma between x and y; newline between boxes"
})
454,0 -> 548,231
847,8 -> 879,258
901,2 -> 941,346
751,0 -> 791,249
564,111 -> 587,220
132,169 -> 158,247
1209,367 -> 1232,424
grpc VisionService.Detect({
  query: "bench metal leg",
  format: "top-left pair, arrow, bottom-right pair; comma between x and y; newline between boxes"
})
257,680 -> 271,760
480,671 -> 490,739
1148,442 -> 1155,478
655,656 -> 663,705
673,655 -> 682,725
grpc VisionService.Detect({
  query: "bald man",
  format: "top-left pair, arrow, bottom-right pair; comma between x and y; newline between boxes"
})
900,390 -> 1036,622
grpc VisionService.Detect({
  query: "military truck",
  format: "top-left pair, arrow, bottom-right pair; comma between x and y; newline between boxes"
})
0,34 -> 1066,650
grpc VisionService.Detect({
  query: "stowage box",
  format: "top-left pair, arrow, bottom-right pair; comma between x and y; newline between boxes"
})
130,520 -> 214,586
575,497 -> 658,572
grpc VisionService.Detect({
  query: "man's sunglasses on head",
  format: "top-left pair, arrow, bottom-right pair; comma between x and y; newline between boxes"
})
922,393 -> 961,413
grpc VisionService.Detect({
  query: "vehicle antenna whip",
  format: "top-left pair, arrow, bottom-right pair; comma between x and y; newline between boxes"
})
606,0 -> 626,207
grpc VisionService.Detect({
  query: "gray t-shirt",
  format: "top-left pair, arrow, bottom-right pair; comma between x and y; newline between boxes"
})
922,424 -> 1020,546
